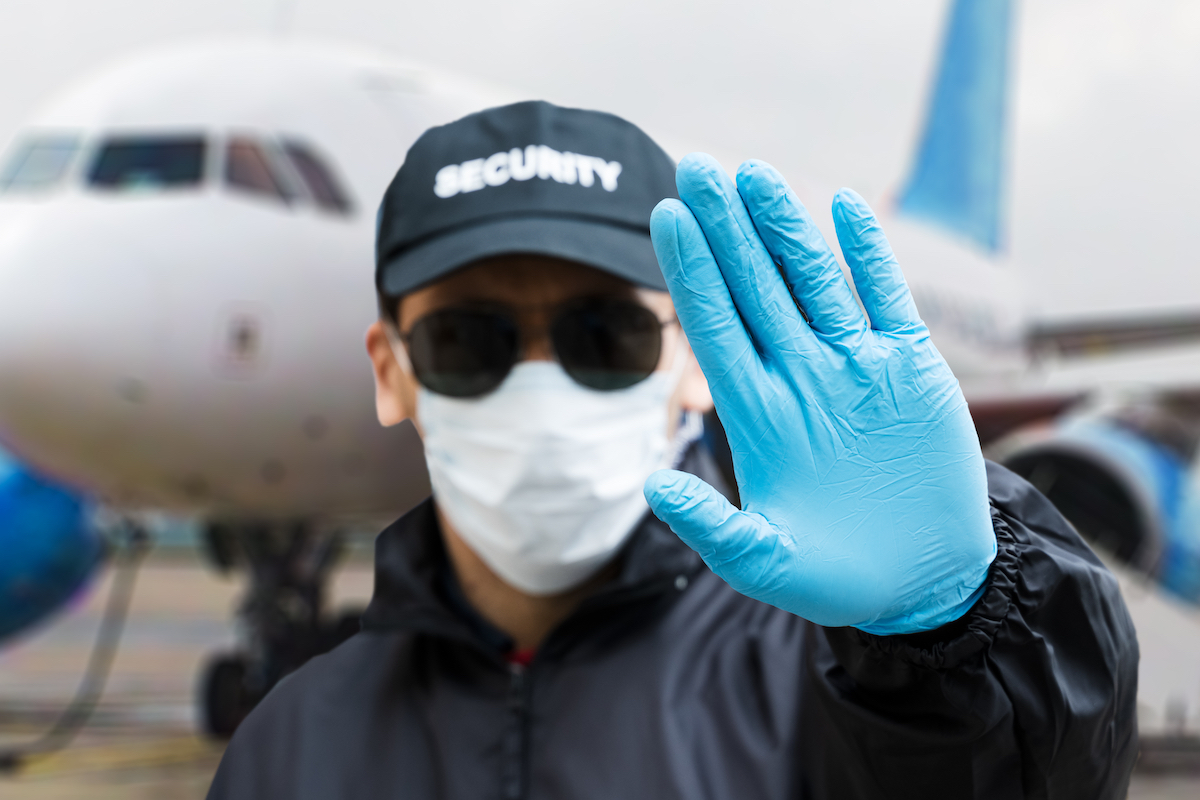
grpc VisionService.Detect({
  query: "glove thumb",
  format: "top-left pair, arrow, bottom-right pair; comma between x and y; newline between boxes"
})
644,469 -> 770,584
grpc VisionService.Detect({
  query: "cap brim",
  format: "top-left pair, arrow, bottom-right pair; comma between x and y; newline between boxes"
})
377,216 -> 668,296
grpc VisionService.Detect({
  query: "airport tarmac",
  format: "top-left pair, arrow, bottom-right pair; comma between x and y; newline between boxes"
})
0,550 -> 1197,799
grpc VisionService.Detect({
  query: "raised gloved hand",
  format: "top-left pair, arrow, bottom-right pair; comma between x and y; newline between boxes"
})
645,155 -> 996,635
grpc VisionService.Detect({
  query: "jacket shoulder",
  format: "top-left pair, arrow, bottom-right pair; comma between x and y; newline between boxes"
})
206,631 -> 426,799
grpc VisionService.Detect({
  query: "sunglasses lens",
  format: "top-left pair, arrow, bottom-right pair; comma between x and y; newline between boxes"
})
553,299 -> 663,391
407,309 -> 518,398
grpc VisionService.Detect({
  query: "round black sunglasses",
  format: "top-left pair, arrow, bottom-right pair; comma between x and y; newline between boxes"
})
396,297 -> 676,398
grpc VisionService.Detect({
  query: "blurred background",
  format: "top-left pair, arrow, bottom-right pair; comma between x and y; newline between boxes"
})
2,1 -> 1200,797
4,0 -> 1199,319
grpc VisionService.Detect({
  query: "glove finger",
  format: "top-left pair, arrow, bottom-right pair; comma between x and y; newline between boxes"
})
735,161 -> 867,343
645,469 -> 802,604
674,153 -> 818,358
831,189 -> 924,334
651,200 -> 768,415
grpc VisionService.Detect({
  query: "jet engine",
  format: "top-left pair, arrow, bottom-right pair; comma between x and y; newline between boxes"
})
0,447 -> 102,642
992,395 -> 1200,604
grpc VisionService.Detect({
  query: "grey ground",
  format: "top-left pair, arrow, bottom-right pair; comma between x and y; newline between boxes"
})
0,552 -> 1194,798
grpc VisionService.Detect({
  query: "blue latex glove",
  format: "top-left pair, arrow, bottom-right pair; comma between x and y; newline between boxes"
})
646,155 -> 996,635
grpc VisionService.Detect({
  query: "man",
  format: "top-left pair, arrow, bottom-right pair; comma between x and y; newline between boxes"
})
208,101 -> 1137,798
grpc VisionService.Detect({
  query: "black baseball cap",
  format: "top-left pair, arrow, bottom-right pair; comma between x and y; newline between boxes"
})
375,100 -> 678,298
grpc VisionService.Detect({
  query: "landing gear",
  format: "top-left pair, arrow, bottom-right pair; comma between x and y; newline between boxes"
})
197,521 -> 364,738
199,653 -> 253,738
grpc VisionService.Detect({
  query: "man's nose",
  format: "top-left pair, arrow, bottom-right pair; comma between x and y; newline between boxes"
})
514,310 -> 555,362
521,332 -> 554,362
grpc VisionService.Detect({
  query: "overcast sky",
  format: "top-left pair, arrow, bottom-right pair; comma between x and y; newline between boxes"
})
2,0 -> 1198,320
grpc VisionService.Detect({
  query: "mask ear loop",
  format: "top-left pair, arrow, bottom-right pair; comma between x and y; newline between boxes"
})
384,322 -> 414,374
663,323 -> 690,385
662,328 -> 703,468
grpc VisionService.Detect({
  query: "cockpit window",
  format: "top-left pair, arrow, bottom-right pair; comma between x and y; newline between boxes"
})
0,137 -> 80,192
225,137 -> 294,203
88,137 -> 206,190
281,140 -> 353,214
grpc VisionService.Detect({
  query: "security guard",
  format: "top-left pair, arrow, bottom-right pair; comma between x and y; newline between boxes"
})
208,101 -> 1137,799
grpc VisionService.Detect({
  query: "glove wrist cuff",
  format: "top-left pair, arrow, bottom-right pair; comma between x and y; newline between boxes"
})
854,502 -> 999,636
840,506 -> 1020,670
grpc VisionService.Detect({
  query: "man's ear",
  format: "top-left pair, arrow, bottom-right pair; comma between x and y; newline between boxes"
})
676,339 -> 714,414
365,320 -> 414,426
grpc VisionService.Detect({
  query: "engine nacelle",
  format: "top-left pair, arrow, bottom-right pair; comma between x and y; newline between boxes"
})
0,448 -> 102,642
993,408 -> 1200,605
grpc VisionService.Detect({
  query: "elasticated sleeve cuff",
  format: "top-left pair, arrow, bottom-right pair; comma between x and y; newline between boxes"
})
830,506 -> 1020,670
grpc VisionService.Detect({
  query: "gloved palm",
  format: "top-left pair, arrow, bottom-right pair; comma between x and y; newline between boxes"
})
646,155 -> 995,635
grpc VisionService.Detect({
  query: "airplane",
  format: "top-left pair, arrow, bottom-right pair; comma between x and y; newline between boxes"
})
0,0 -> 1198,745
0,37 -> 509,739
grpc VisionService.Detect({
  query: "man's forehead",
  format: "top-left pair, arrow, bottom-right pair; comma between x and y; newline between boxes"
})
423,255 -> 658,299
398,254 -> 673,321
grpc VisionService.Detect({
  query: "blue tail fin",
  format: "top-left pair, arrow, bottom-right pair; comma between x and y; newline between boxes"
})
896,0 -> 1015,253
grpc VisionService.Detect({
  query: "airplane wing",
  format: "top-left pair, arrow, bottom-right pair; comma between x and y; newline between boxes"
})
953,310 -> 1200,446
1029,313 -> 1200,359
964,335 -> 1200,448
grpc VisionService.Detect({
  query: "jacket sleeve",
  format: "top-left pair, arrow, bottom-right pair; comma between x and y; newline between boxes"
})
800,461 -> 1139,799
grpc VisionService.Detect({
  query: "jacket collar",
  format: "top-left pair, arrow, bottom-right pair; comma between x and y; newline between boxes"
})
359,446 -> 717,650
359,497 -> 702,639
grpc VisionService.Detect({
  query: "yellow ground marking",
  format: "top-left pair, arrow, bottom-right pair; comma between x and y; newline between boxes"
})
10,735 -> 224,780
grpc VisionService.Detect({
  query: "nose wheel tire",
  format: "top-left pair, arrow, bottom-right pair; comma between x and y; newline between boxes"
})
200,654 -> 256,739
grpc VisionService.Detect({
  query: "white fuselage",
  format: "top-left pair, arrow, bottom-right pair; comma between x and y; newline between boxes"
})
881,213 -> 1028,395
0,39 -> 508,519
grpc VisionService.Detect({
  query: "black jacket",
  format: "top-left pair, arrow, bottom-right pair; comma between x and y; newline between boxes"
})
207,456 -> 1139,799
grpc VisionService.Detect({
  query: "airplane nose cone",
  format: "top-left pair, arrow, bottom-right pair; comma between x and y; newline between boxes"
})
0,192 -> 424,517
0,201 -> 159,486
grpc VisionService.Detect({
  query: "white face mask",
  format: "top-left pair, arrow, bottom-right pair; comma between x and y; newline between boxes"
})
413,349 -> 686,596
